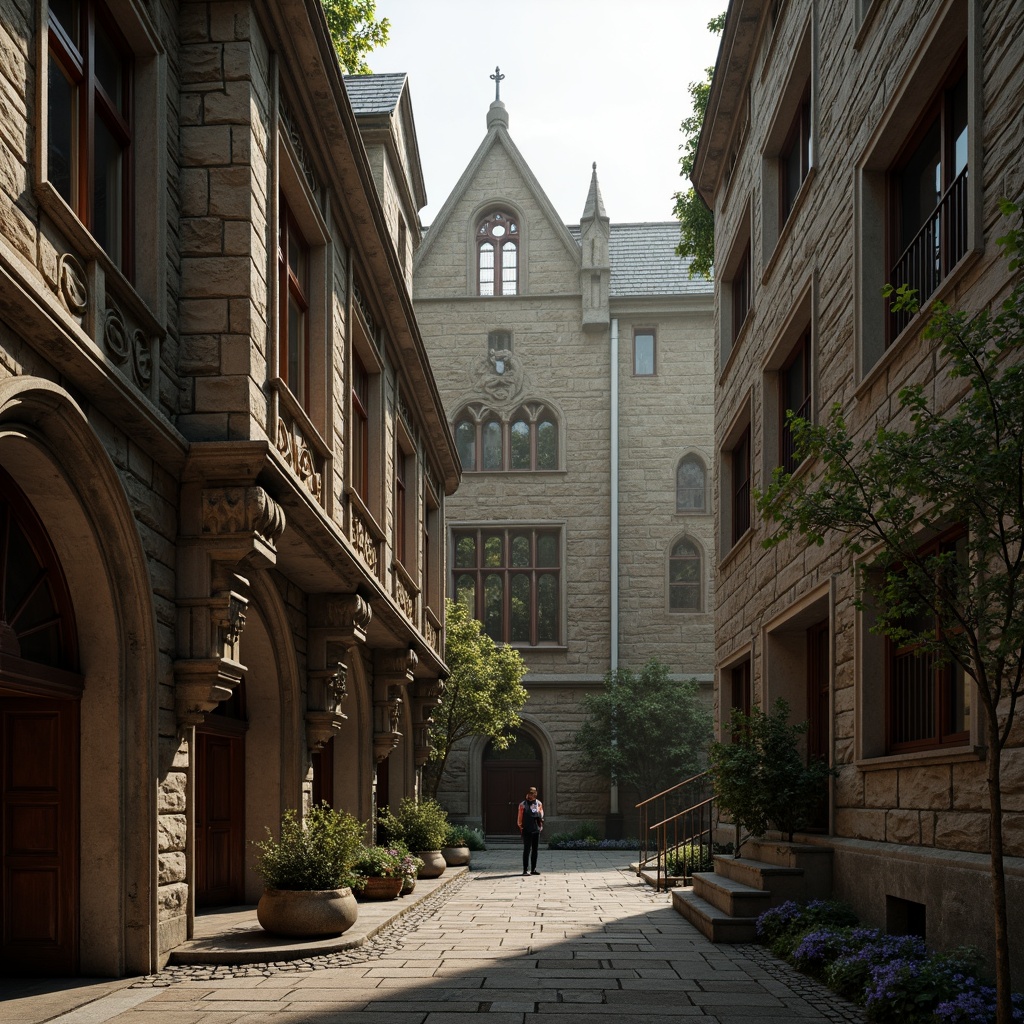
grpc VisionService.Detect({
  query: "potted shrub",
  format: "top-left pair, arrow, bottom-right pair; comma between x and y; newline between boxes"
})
386,798 -> 450,878
441,824 -> 473,866
253,803 -> 364,937
399,849 -> 424,894
351,845 -> 405,900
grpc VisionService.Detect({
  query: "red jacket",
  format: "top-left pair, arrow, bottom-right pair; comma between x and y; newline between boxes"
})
517,798 -> 544,832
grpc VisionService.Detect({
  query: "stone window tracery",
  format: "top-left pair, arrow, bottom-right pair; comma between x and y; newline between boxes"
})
477,211 -> 519,296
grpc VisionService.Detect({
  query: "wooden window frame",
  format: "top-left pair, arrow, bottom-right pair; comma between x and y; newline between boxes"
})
669,537 -> 702,613
351,352 -> 370,504
884,527 -> 970,753
452,526 -> 562,647
731,244 -> 752,345
278,195 -> 311,410
778,329 -> 811,475
779,90 -> 811,227
477,211 -> 519,296
47,0 -> 134,276
730,425 -> 752,546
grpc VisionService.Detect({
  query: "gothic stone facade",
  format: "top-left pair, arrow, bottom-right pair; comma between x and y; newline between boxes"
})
695,0 -> 1023,981
413,99 -> 715,835
0,0 -> 457,976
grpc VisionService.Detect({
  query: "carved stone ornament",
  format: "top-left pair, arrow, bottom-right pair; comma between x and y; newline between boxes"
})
201,486 -> 286,545
352,279 -> 376,339
132,329 -> 153,388
377,647 -> 418,683
174,657 -> 244,727
350,507 -> 379,575
305,710 -> 344,751
215,591 -> 247,648
316,593 -> 372,648
58,253 -> 88,316
276,419 -> 324,505
373,684 -> 403,763
474,348 -> 528,405
103,307 -> 130,363
279,99 -> 317,193
308,664 -> 349,714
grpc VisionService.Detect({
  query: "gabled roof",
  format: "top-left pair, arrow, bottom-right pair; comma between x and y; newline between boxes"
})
415,101 -> 582,268
568,222 -> 712,297
343,72 -> 408,115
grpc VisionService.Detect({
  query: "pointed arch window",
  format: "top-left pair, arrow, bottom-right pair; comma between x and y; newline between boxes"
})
453,404 -> 559,472
669,537 -> 703,613
676,454 -> 707,512
477,211 -> 519,296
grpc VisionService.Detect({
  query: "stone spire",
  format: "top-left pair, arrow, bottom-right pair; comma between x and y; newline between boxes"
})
487,65 -> 509,130
580,163 -> 610,332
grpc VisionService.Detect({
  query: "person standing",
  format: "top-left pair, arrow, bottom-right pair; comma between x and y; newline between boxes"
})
517,786 -> 544,875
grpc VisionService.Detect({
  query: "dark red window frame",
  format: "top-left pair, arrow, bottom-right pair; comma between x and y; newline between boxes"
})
48,0 -> 133,275
351,353 -> 370,503
279,196 -> 310,408
395,447 -> 409,566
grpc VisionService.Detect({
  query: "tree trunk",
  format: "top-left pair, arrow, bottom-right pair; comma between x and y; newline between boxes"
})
984,701 -> 1013,1024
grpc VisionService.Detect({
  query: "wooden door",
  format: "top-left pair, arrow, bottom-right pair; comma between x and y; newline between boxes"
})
312,736 -> 334,808
483,764 -> 542,835
195,728 -> 245,906
0,697 -> 79,975
806,619 -> 830,831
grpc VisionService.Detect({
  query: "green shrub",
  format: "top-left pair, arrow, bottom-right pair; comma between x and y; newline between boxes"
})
254,803 -> 364,890
665,841 -> 714,877
446,824 -> 487,850
384,797 -> 450,851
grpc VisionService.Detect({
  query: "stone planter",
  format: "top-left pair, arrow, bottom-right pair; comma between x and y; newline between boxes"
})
256,887 -> 358,937
441,845 -> 470,866
401,875 -> 416,895
416,849 -> 446,878
357,876 -> 403,900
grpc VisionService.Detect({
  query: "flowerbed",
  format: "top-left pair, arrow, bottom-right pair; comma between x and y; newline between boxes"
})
755,900 -> 1023,1023
547,837 -> 642,850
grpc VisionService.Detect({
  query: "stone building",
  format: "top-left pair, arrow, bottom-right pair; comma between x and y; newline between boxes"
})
412,93 -> 716,836
0,0 -> 457,976
694,0 -> 1022,976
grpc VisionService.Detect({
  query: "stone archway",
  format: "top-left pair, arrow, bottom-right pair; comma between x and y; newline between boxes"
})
0,378 -> 160,976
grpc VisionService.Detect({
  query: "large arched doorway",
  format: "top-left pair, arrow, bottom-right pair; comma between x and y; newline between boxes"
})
0,467 -> 82,975
482,731 -> 543,836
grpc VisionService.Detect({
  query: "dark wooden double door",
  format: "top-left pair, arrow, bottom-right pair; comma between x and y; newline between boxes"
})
483,762 -> 542,836
0,697 -> 79,975
195,727 -> 245,906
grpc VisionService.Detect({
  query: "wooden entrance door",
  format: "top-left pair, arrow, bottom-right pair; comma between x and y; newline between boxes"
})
483,764 -> 541,835
195,728 -> 245,906
806,619 -> 830,830
0,697 -> 79,975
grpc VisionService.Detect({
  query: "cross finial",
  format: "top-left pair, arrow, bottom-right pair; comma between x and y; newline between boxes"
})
490,66 -> 505,102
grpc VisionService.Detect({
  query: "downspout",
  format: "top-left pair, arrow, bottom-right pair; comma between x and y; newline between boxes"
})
610,317 -> 619,817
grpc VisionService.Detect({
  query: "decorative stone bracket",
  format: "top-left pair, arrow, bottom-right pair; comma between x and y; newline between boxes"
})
372,647 -> 417,763
305,594 -> 372,752
411,679 -> 443,768
174,485 -> 285,727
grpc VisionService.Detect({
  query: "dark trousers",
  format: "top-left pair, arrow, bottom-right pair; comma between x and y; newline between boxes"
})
522,830 -> 539,872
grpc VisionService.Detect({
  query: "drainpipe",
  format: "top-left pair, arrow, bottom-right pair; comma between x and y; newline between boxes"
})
610,318 -> 620,820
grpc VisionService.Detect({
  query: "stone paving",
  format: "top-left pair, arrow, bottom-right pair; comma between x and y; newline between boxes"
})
5,848 -> 866,1024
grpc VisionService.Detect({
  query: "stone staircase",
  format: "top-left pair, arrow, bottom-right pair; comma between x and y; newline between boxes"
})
672,839 -> 833,942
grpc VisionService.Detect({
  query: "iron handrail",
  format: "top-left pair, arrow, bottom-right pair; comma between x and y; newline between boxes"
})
647,794 -> 716,892
635,770 -> 711,872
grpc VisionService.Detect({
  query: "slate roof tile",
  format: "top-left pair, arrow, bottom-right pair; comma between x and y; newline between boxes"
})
343,72 -> 407,115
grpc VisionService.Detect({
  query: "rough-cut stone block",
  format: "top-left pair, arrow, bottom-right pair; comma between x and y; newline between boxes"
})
158,852 -> 186,885
157,882 -> 187,918
157,772 -> 187,813
934,811 -> 989,854
834,808 -> 886,841
886,809 -> 921,845
898,764 -> 951,810
157,813 -> 186,853
180,125 -> 231,166
865,769 -> 898,808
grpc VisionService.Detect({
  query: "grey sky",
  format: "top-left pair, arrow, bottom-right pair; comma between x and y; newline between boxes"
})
370,0 -> 724,227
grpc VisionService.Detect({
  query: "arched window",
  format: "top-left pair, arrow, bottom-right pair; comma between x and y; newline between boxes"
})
676,453 -> 707,512
453,404 -> 559,472
669,537 -> 702,612
477,211 -> 519,296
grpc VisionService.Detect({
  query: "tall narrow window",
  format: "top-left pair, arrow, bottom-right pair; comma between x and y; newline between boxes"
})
780,91 -> 811,226
48,0 -> 133,274
676,454 -> 707,512
633,329 -> 656,376
730,660 -> 752,720
477,211 -> 519,295
731,244 -> 752,344
395,448 -> 410,566
669,538 -> 702,612
279,197 -> 310,408
351,353 -> 369,502
888,63 -> 968,341
779,330 -> 811,474
731,425 -> 751,545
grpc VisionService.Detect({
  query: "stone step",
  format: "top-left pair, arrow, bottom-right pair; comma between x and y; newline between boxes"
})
712,855 -> 804,898
671,887 -> 758,943
691,870 -> 773,917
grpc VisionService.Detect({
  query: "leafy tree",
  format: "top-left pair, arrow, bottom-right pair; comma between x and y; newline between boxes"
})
573,658 -> 713,800
671,13 -> 725,278
709,700 -> 835,844
424,599 -> 528,799
756,201 -> 1023,1024
320,0 -> 390,75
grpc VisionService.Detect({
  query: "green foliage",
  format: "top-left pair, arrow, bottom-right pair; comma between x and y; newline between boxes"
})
574,659 -> 713,801
445,824 -> 487,851
351,844 -> 403,879
320,0 -> 389,75
709,699 -> 836,841
672,13 -> 725,277
424,599 -> 528,798
254,804 -> 365,890
383,797 -> 450,852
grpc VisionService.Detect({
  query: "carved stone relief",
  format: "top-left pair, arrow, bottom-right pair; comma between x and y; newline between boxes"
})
57,253 -> 88,317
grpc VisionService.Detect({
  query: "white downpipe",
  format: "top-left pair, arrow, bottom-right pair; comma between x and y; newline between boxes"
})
610,318 -> 619,815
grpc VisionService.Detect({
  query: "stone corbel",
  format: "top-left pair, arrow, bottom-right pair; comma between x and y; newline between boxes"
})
411,678 -> 443,767
174,485 -> 286,727
371,647 -> 418,762
305,661 -> 348,751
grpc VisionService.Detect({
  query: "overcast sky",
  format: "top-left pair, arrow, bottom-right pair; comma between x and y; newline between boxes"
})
370,1 -> 724,227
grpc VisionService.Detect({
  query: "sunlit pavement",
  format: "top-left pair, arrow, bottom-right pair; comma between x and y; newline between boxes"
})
3,848 -> 865,1024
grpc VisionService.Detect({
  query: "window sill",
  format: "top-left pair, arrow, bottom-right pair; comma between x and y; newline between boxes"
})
393,557 -> 421,597
511,643 -> 568,653
463,469 -> 567,477
347,488 -> 384,542
718,527 -> 754,571
272,379 -> 331,459
675,508 -> 711,517
855,247 -> 982,401
855,745 -> 984,771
